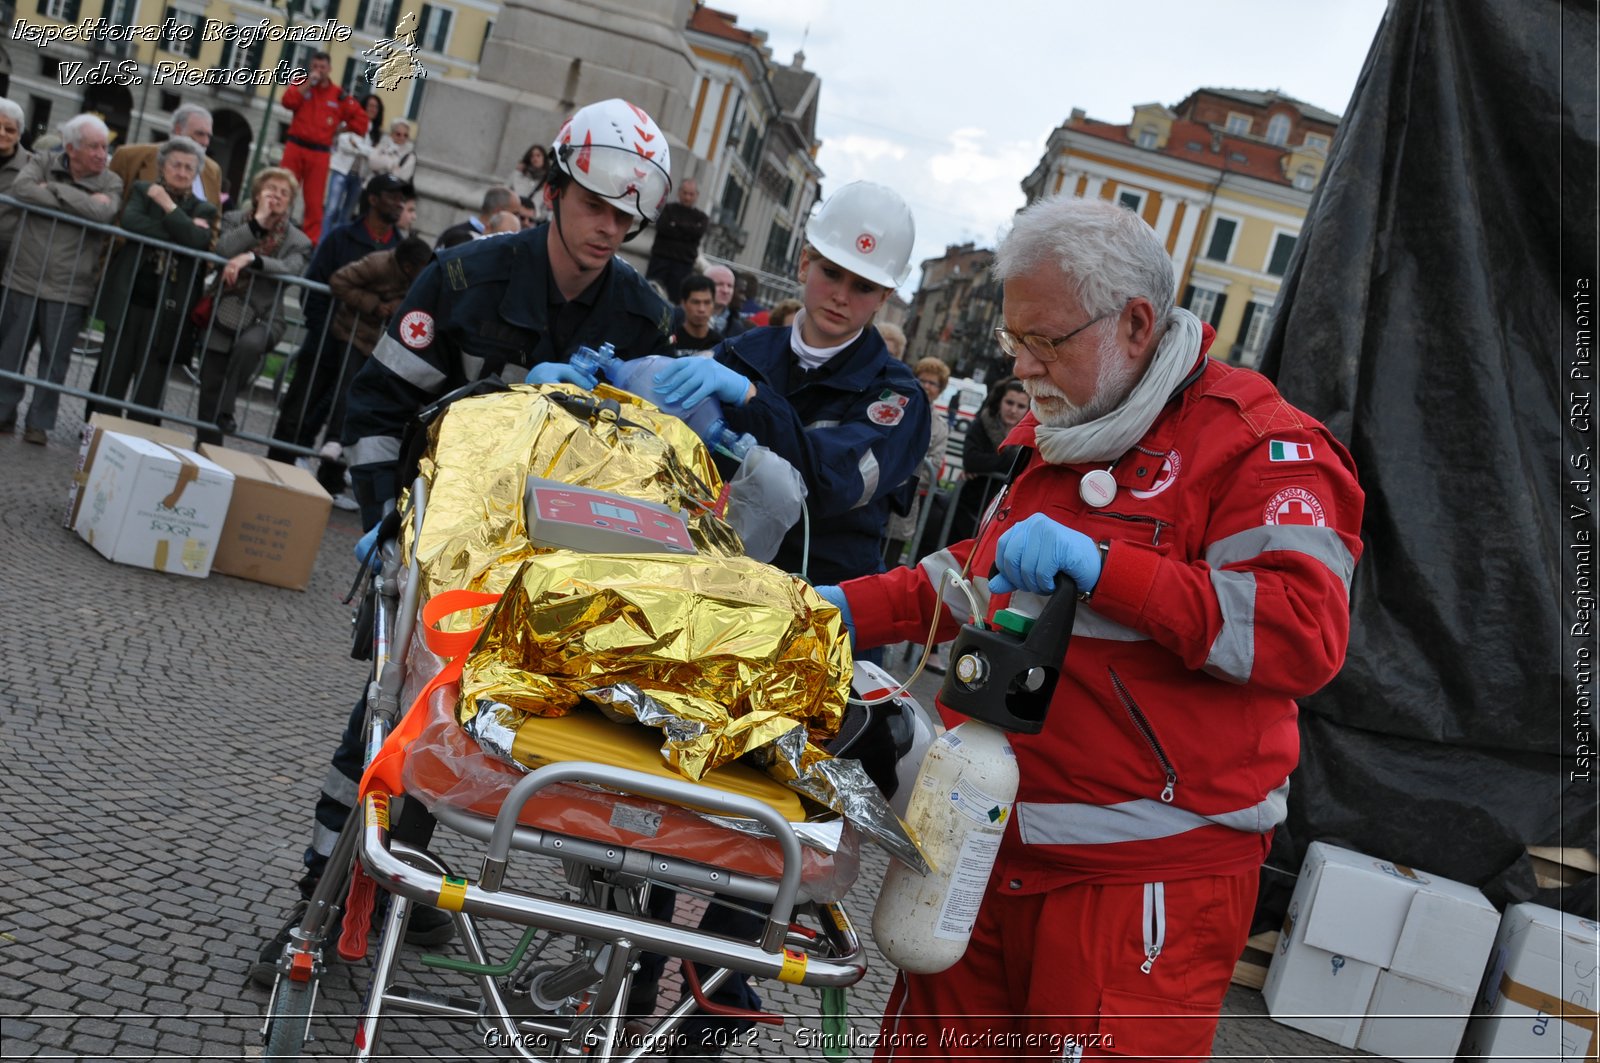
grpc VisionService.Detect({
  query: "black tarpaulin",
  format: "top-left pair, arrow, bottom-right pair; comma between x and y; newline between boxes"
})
1256,0 -> 1598,915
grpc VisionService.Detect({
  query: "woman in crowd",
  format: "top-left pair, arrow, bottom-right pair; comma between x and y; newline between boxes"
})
89,136 -> 216,424
367,120 -> 416,183
195,167 -> 312,445
509,143 -> 551,224
324,94 -> 383,231
766,297 -> 802,329
883,355 -> 952,566
0,97 -> 34,273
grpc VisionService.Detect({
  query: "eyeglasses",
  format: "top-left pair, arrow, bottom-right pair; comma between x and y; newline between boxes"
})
994,305 -> 1121,363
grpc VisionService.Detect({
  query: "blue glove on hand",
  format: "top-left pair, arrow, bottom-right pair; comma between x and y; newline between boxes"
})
354,523 -> 385,572
814,585 -> 855,643
652,358 -> 752,409
525,362 -> 598,389
988,513 -> 1103,597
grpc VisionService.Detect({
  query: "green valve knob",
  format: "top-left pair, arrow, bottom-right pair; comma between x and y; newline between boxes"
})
991,608 -> 1035,636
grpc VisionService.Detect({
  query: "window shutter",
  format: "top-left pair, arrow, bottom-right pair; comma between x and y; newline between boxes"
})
1182,284 -> 1195,311
1210,292 -> 1228,329
323,0 -> 339,20
354,0 -> 368,32
1235,302 -> 1256,357
1268,234 -> 1297,276
65,0 -> 80,20
418,3 -> 431,44
385,0 -> 400,36
435,8 -> 452,51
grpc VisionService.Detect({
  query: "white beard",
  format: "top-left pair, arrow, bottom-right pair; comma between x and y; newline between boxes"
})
1025,334 -> 1144,428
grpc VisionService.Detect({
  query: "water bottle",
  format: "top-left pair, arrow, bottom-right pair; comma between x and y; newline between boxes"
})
570,344 -> 724,443
705,419 -> 757,462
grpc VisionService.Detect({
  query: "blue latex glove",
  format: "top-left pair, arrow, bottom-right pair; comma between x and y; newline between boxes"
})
526,362 -> 598,389
355,523 -> 384,572
652,358 -> 751,409
814,585 -> 855,643
988,513 -> 1103,596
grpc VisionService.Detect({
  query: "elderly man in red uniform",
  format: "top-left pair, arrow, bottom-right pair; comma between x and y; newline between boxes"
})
814,196 -> 1365,1060
281,50 -> 368,242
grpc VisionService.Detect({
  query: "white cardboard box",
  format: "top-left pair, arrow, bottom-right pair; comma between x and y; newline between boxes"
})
1458,902 -> 1600,1063
1261,841 -> 1500,1062
73,432 -> 235,578
65,414 -> 197,529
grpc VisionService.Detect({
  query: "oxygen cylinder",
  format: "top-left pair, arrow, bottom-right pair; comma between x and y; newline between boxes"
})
871,720 -> 1018,974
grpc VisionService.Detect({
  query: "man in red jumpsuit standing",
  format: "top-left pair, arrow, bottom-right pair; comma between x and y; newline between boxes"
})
814,197 -> 1365,1060
281,51 -> 368,243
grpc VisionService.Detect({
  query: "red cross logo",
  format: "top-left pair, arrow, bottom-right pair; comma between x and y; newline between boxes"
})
1262,486 -> 1326,527
856,233 -> 876,254
399,310 -> 434,351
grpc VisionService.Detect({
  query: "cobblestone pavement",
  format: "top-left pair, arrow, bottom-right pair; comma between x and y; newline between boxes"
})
0,402 -> 1364,1061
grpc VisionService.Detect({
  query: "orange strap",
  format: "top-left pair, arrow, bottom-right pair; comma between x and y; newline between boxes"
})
357,588 -> 503,801
1499,972 -> 1598,1062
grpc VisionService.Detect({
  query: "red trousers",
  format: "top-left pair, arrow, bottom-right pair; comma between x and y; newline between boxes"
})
875,869 -> 1257,1061
282,141 -> 331,243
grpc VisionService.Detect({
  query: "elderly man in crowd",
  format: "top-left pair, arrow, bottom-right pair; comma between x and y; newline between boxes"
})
704,263 -> 750,338
435,185 -> 518,249
0,114 -> 120,444
814,197 -> 1365,1061
0,97 -> 35,272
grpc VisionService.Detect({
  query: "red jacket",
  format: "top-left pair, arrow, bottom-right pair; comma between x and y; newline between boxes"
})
283,79 -> 368,147
842,354 -> 1364,891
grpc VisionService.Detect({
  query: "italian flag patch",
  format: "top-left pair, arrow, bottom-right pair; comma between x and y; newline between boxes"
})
1269,440 -> 1314,462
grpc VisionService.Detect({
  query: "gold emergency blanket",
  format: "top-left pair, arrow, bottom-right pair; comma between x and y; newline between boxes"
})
404,384 -> 742,612
408,384 -> 927,871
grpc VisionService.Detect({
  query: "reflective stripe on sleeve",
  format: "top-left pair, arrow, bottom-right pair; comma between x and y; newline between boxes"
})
1016,780 -> 1290,845
347,433 -> 403,468
1073,604 -> 1150,642
372,332 -> 447,391
1203,569 -> 1256,684
853,451 -> 880,508
1205,525 -> 1356,591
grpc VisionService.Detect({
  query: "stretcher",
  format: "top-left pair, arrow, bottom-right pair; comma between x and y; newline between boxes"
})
260,476 -> 875,1061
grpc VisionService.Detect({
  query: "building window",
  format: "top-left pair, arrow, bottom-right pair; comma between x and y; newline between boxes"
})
99,0 -> 138,54
1136,128 -> 1157,149
719,176 -> 744,221
1265,114 -> 1291,146
281,43 -> 320,79
1183,285 -> 1226,329
417,3 -> 452,53
1236,300 -> 1273,365
340,56 -> 361,92
1204,217 -> 1238,263
480,20 -> 493,61
36,0 -> 79,20
762,219 -> 793,276
1117,189 -> 1145,214
221,23 -> 267,73
405,76 -> 426,121
1228,151 -> 1248,162
160,6 -> 204,58
1303,133 -> 1329,152
354,0 -> 396,36
26,95 -> 53,149
1293,167 -> 1317,192
1225,112 -> 1251,135
1266,232 -> 1298,276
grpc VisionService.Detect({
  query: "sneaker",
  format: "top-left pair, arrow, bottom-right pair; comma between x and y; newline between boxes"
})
330,491 -> 360,512
249,900 -> 308,988
22,427 -> 46,446
319,440 -> 343,461
294,457 -> 315,474
404,904 -> 455,947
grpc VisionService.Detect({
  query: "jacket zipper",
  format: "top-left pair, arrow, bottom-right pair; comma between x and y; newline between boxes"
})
1092,510 -> 1170,546
1108,668 -> 1178,803
1141,882 -> 1166,973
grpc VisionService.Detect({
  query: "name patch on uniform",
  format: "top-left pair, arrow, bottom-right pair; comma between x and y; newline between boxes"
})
399,310 -> 435,350
1268,439 -> 1314,462
1263,486 -> 1326,527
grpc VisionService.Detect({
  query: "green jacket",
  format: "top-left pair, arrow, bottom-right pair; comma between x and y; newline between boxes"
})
100,179 -> 217,317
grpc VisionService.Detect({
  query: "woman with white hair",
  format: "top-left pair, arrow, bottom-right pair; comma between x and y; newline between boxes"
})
0,97 -> 33,273
89,135 -> 216,424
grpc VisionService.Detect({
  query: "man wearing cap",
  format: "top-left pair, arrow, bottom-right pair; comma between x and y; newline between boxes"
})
252,100 -> 676,986
266,172 -> 410,482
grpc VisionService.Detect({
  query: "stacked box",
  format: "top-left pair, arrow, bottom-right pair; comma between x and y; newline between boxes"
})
1459,902 -> 1599,1062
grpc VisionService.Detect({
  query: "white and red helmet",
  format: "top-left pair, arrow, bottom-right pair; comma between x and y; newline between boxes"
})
553,98 -> 672,224
806,181 -> 916,289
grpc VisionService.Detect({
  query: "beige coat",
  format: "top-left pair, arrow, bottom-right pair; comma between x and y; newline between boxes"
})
3,152 -> 122,305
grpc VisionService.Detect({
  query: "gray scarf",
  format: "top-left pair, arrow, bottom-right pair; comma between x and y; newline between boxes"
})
1032,308 -> 1203,465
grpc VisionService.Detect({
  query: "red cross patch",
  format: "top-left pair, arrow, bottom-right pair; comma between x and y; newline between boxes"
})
1263,486 -> 1326,527
856,233 -> 876,254
399,310 -> 434,350
1130,449 -> 1182,499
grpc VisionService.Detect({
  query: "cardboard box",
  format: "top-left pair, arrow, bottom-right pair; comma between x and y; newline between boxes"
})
66,414 -> 197,529
73,433 -> 234,578
1458,903 -> 1600,1063
1261,841 -> 1500,1062
199,445 -> 332,591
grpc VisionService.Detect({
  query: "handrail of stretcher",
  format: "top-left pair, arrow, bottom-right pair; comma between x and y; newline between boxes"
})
357,783 -> 867,991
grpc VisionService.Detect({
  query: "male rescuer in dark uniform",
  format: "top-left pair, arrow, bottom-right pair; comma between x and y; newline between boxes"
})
252,97 -> 676,985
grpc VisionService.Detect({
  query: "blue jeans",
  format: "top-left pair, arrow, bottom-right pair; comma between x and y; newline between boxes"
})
323,169 -> 364,231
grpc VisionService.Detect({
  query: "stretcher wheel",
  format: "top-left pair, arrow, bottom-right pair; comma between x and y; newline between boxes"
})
262,976 -> 315,1061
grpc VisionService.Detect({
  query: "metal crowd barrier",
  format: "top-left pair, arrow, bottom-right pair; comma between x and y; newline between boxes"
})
0,193 -> 363,461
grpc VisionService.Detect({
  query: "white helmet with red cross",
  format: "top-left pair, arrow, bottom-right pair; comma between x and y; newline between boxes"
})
806,180 -> 916,289
553,98 -> 673,224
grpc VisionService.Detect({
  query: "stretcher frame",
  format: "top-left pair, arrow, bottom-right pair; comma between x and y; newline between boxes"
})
259,477 -> 870,1061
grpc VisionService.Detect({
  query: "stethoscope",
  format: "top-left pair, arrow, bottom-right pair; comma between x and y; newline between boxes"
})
1080,466 -> 1118,508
